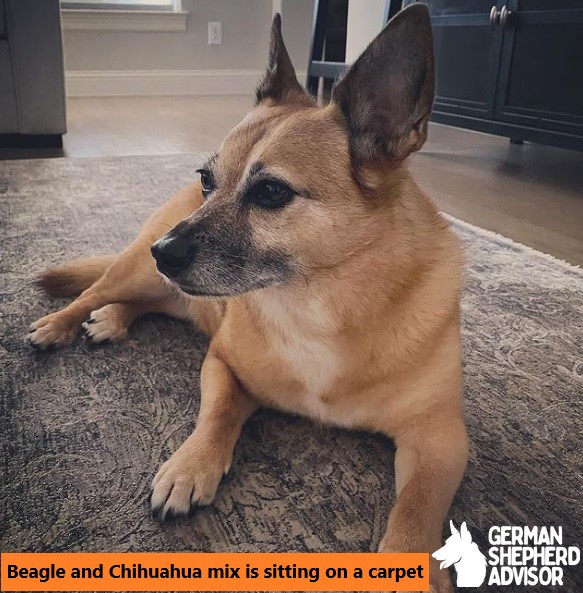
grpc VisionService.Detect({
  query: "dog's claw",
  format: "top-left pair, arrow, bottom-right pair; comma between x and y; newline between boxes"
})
150,495 -> 164,520
151,505 -> 162,520
163,508 -> 178,522
27,337 -> 54,352
151,488 -> 174,522
157,501 -> 198,522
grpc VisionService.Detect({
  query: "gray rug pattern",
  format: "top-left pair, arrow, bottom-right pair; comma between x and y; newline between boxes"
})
1,156 -> 582,592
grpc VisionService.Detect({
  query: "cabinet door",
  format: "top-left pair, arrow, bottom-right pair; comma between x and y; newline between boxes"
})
495,0 -> 583,136
403,0 -> 506,119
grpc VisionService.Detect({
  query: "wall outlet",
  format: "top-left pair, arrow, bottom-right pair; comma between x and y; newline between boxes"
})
208,21 -> 222,45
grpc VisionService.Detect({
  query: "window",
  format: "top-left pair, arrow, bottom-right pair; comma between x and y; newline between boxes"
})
61,0 -> 181,12
61,0 -> 187,32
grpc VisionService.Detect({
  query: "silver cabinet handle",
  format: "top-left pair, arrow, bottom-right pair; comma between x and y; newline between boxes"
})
500,5 -> 512,27
490,5 -> 500,30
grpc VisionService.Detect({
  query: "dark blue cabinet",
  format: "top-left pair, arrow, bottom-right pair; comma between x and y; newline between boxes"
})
401,0 -> 583,151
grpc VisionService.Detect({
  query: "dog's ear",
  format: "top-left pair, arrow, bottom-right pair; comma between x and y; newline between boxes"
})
256,14 -> 308,105
333,4 -> 435,167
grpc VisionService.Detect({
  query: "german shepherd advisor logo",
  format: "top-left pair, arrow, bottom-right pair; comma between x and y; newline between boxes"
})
432,521 -> 487,587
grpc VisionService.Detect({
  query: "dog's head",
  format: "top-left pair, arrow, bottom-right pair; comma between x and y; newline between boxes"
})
152,6 -> 434,297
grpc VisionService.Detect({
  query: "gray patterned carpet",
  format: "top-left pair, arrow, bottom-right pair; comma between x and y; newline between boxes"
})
1,156 -> 582,592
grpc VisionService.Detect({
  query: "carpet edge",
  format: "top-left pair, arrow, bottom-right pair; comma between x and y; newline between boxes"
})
443,213 -> 582,276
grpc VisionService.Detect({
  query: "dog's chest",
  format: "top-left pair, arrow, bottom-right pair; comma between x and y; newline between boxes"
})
243,294 -> 344,422
270,329 -> 340,403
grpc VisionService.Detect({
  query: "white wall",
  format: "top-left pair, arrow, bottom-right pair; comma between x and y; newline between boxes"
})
63,0 -> 314,96
281,0 -> 313,77
345,0 -> 385,63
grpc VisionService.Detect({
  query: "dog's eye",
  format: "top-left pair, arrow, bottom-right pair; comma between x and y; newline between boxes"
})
196,168 -> 215,197
251,180 -> 295,209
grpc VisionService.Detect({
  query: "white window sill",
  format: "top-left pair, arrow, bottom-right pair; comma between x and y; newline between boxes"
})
61,9 -> 188,32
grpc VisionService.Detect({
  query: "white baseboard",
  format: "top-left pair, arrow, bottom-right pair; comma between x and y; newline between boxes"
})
66,69 -> 308,98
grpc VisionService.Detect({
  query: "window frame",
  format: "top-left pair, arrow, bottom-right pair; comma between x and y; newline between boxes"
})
61,0 -> 187,32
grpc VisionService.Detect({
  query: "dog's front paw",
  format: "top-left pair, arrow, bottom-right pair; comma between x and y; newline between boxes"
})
82,304 -> 129,344
150,442 -> 229,522
28,312 -> 79,350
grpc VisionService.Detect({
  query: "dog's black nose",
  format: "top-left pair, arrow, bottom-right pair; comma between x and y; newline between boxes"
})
151,236 -> 193,277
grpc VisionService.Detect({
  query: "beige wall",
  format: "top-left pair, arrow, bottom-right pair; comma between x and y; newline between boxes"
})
282,0 -> 313,76
63,0 -> 313,75
345,0 -> 385,63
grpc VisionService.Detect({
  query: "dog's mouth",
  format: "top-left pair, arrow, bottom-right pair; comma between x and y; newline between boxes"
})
156,265 -> 288,299
155,268 -> 227,297
173,274 -> 285,299
175,284 -> 233,298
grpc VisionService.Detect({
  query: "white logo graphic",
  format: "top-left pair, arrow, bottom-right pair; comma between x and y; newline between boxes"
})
433,523 -> 581,588
432,521 -> 488,588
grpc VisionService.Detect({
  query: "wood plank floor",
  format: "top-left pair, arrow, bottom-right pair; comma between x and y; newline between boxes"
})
2,95 -> 582,265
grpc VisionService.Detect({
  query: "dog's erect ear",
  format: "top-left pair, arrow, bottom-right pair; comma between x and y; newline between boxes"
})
256,14 -> 308,105
333,4 -> 435,166
450,520 -> 459,536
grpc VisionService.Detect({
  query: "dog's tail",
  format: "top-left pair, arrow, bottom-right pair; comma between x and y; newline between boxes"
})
35,254 -> 117,297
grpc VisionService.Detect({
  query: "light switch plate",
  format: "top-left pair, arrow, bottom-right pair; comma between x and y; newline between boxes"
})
208,21 -> 222,45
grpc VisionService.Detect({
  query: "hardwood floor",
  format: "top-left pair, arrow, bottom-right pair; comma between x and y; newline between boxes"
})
411,123 -> 583,266
2,95 -> 582,265
64,96 -> 252,157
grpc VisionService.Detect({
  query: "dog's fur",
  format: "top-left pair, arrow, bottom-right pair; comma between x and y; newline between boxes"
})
29,7 -> 468,592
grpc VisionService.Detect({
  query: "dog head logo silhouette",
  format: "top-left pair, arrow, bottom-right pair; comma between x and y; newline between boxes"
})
432,521 -> 488,587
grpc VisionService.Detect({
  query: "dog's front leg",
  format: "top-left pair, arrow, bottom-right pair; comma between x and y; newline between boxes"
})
379,408 -> 468,593
29,182 -> 203,349
151,349 -> 259,520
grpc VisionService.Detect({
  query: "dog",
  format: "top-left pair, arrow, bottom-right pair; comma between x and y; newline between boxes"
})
28,6 -> 468,592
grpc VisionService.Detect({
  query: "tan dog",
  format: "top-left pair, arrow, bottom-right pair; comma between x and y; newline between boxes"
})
28,6 -> 467,591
